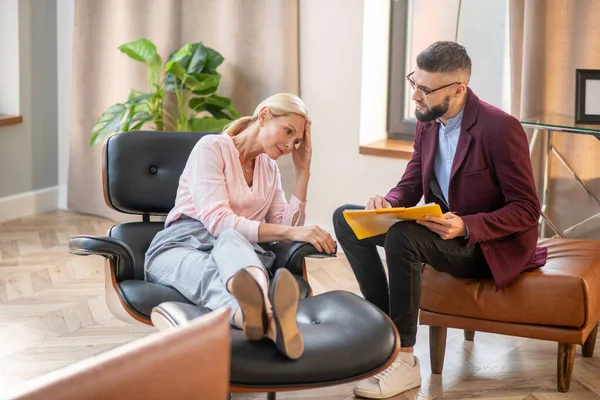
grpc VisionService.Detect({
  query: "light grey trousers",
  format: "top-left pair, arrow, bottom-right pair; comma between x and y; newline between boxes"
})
144,216 -> 275,321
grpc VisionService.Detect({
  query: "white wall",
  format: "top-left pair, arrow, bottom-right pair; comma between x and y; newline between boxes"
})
359,0 -> 391,145
299,0 -> 408,234
457,0 -> 510,112
57,0 -> 75,210
0,0 -> 20,115
0,0 -> 59,222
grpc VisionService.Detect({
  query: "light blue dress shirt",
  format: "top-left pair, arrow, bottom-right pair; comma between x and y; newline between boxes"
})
433,110 -> 469,239
433,110 -> 464,206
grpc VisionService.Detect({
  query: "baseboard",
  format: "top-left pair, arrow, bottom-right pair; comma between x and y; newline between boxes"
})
0,186 -> 59,223
58,184 -> 68,210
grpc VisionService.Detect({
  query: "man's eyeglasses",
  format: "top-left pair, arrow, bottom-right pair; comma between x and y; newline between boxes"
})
406,71 -> 463,97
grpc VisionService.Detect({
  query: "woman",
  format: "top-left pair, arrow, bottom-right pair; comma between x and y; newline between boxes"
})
144,93 -> 336,360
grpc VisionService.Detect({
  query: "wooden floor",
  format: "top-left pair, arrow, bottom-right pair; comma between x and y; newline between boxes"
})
0,211 -> 599,399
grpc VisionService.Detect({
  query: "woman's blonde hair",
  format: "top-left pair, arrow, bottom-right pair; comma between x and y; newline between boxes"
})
223,93 -> 308,137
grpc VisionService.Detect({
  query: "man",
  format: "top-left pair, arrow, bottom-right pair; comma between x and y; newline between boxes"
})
333,41 -> 547,399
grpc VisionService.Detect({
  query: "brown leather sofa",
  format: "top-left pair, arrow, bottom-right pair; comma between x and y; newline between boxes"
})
420,238 -> 600,392
4,308 -> 231,400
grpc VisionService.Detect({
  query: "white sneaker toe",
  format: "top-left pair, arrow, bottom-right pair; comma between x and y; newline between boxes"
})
353,355 -> 421,399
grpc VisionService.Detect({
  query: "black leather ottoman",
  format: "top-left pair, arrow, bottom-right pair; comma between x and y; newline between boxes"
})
153,290 -> 399,397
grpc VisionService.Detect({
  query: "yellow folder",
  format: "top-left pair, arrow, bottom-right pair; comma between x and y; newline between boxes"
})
342,203 -> 444,240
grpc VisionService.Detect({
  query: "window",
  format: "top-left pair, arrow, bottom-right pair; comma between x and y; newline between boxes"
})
0,0 -> 20,117
387,0 -> 510,141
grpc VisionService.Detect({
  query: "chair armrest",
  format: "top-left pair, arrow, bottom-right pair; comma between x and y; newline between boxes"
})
68,235 -> 135,281
265,240 -> 337,276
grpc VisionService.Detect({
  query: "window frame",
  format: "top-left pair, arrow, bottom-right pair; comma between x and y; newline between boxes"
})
386,0 -> 416,141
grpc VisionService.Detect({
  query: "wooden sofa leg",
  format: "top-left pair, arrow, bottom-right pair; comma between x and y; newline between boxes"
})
582,323 -> 598,358
557,343 -> 576,393
464,330 -> 475,341
429,326 -> 447,374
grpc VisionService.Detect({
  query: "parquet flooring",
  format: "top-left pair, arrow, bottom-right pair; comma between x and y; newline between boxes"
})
0,211 -> 599,399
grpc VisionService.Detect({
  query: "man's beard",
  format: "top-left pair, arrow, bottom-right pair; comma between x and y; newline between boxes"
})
415,96 -> 450,122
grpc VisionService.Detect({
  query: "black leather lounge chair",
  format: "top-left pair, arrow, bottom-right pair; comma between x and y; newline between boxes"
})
68,130 -> 399,399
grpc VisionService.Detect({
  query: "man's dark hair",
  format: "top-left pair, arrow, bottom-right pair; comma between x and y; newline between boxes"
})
416,41 -> 471,77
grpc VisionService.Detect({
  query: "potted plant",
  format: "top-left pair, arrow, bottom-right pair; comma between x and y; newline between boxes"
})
90,38 -> 240,145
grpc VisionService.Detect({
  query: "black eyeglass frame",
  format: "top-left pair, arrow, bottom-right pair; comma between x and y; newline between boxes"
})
406,71 -> 463,96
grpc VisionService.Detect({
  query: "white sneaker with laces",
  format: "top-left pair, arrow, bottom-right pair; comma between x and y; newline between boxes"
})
353,354 -> 421,399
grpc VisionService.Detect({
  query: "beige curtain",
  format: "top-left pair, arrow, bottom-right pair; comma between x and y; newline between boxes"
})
68,0 -> 299,222
510,0 -> 600,239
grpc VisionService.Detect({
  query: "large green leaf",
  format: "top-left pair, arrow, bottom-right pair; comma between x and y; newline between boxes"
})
125,91 -> 153,123
187,43 -> 208,74
206,94 -> 231,108
185,73 -> 221,93
164,45 -> 193,80
188,94 -> 229,111
119,39 -> 162,89
90,104 -> 127,145
148,53 -> 162,89
204,47 -> 224,73
191,85 -> 219,96
206,105 -> 230,120
125,111 -> 154,131
189,117 -> 231,133
164,43 -> 223,93
131,111 -> 152,121
189,97 -> 208,112
206,95 -> 240,118
122,91 -> 154,131
167,43 -> 220,75
165,61 -> 187,81
119,38 -> 157,63
168,44 -> 193,64
189,94 -> 239,119
126,90 -> 153,105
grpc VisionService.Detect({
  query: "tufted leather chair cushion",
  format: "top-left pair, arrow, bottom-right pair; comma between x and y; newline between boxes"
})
154,291 -> 398,387
109,222 -> 164,281
103,130 -> 214,215
119,276 -> 310,319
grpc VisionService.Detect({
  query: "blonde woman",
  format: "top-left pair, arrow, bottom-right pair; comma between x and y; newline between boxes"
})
144,93 -> 335,360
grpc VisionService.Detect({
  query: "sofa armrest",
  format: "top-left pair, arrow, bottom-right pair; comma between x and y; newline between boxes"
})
69,235 -> 135,281
265,240 -> 337,276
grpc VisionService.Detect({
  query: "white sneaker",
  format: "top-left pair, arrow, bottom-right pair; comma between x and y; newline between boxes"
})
353,354 -> 421,399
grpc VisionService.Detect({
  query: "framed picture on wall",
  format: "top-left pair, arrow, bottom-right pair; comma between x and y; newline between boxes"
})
575,69 -> 600,124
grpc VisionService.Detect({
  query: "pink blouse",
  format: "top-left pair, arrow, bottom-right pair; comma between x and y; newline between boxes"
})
164,133 -> 306,243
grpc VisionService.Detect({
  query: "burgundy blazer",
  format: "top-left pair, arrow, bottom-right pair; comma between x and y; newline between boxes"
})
385,88 -> 547,289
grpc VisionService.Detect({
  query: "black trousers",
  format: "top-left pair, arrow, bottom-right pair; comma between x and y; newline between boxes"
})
332,204 -> 492,347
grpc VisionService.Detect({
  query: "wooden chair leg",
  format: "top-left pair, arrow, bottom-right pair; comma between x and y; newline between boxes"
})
557,343 -> 576,393
464,330 -> 475,341
582,323 -> 598,358
429,326 -> 447,374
